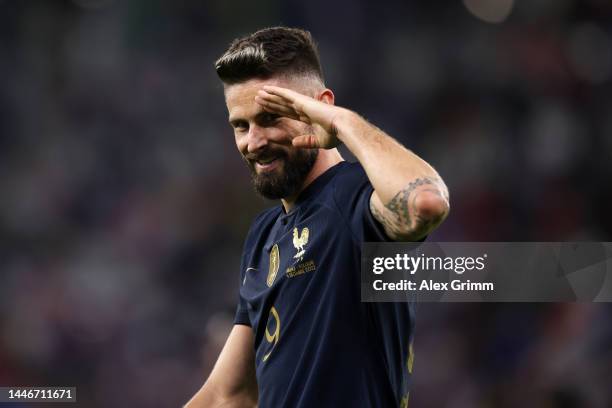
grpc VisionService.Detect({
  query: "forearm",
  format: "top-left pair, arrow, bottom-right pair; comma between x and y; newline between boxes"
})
334,110 -> 449,238
185,325 -> 258,408
254,85 -> 449,238
185,383 -> 257,408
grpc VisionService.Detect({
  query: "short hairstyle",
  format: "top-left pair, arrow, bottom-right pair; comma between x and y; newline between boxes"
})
215,27 -> 324,85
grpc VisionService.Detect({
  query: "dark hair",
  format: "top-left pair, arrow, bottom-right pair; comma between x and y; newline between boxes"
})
215,27 -> 324,85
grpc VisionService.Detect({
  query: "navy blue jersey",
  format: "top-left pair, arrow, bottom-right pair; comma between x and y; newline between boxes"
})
235,161 -> 416,408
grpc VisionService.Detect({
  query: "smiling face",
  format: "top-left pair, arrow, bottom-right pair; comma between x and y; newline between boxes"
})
225,77 -> 318,200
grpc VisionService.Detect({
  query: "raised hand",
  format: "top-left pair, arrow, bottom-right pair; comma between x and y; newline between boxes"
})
255,85 -> 345,149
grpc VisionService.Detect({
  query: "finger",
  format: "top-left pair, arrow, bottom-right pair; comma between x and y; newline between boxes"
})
292,134 -> 320,149
254,96 -> 300,120
257,90 -> 307,117
261,85 -> 300,103
261,86 -> 313,119
256,91 -> 294,109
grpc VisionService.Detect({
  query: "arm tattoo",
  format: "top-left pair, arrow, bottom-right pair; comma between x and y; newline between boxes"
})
386,177 -> 437,225
370,177 -> 447,239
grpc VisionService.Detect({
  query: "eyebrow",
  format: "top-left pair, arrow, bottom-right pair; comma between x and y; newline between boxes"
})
228,110 -> 278,126
228,117 -> 243,126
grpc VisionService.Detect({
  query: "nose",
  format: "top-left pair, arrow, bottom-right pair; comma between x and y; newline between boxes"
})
246,125 -> 268,154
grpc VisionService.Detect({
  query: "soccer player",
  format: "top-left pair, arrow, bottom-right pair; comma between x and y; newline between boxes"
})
185,27 -> 449,408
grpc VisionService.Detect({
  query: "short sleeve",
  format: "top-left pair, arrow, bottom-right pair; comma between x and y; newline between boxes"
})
234,294 -> 251,326
333,163 -> 391,243
233,242 -> 252,326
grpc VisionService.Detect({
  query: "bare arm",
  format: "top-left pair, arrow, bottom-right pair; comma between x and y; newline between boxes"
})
185,325 -> 258,408
336,112 -> 450,241
255,86 -> 449,241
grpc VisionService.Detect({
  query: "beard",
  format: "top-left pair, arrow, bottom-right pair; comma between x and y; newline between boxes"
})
245,147 -> 318,200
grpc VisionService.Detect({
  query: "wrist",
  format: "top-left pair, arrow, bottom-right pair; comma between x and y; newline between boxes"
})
330,108 -> 361,142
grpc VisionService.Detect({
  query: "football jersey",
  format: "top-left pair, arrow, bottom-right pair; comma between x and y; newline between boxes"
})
235,161 -> 416,408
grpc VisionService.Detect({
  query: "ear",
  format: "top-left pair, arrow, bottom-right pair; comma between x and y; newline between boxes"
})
317,88 -> 335,106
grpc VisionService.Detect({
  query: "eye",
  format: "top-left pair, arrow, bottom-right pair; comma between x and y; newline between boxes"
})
260,113 -> 280,126
231,120 -> 248,132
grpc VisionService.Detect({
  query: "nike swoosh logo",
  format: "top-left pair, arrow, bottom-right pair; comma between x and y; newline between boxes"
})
243,267 -> 258,285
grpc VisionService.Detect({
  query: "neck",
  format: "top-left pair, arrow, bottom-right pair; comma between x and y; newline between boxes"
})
281,148 -> 343,212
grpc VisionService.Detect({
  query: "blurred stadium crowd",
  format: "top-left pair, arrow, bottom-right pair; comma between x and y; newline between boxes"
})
0,0 -> 611,407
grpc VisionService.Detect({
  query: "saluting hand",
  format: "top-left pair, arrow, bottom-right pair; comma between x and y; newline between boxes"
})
255,85 -> 345,149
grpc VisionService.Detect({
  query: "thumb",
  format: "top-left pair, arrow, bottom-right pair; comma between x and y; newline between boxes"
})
292,135 -> 320,149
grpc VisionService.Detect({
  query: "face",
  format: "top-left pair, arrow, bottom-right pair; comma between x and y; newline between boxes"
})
225,78 -> 318,200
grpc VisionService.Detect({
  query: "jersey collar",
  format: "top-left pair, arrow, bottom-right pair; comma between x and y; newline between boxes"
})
281,161 -> 347,215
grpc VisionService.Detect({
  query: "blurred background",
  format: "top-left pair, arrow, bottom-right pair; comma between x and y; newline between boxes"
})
0,0 -> 611,406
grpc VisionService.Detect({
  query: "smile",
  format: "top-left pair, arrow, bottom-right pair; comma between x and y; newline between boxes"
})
255,157 -> 281,172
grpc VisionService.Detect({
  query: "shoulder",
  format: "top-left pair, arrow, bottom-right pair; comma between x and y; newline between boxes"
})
334,160 -> 367,181
242,206 -> 281,247
253,205 -> 281,225
329,161 -> 371,201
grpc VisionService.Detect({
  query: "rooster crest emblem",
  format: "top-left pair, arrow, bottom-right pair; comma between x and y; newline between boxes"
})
292,227 -> 309,261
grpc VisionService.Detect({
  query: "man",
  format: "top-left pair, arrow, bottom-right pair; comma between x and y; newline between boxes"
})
186,27 -> 449,407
